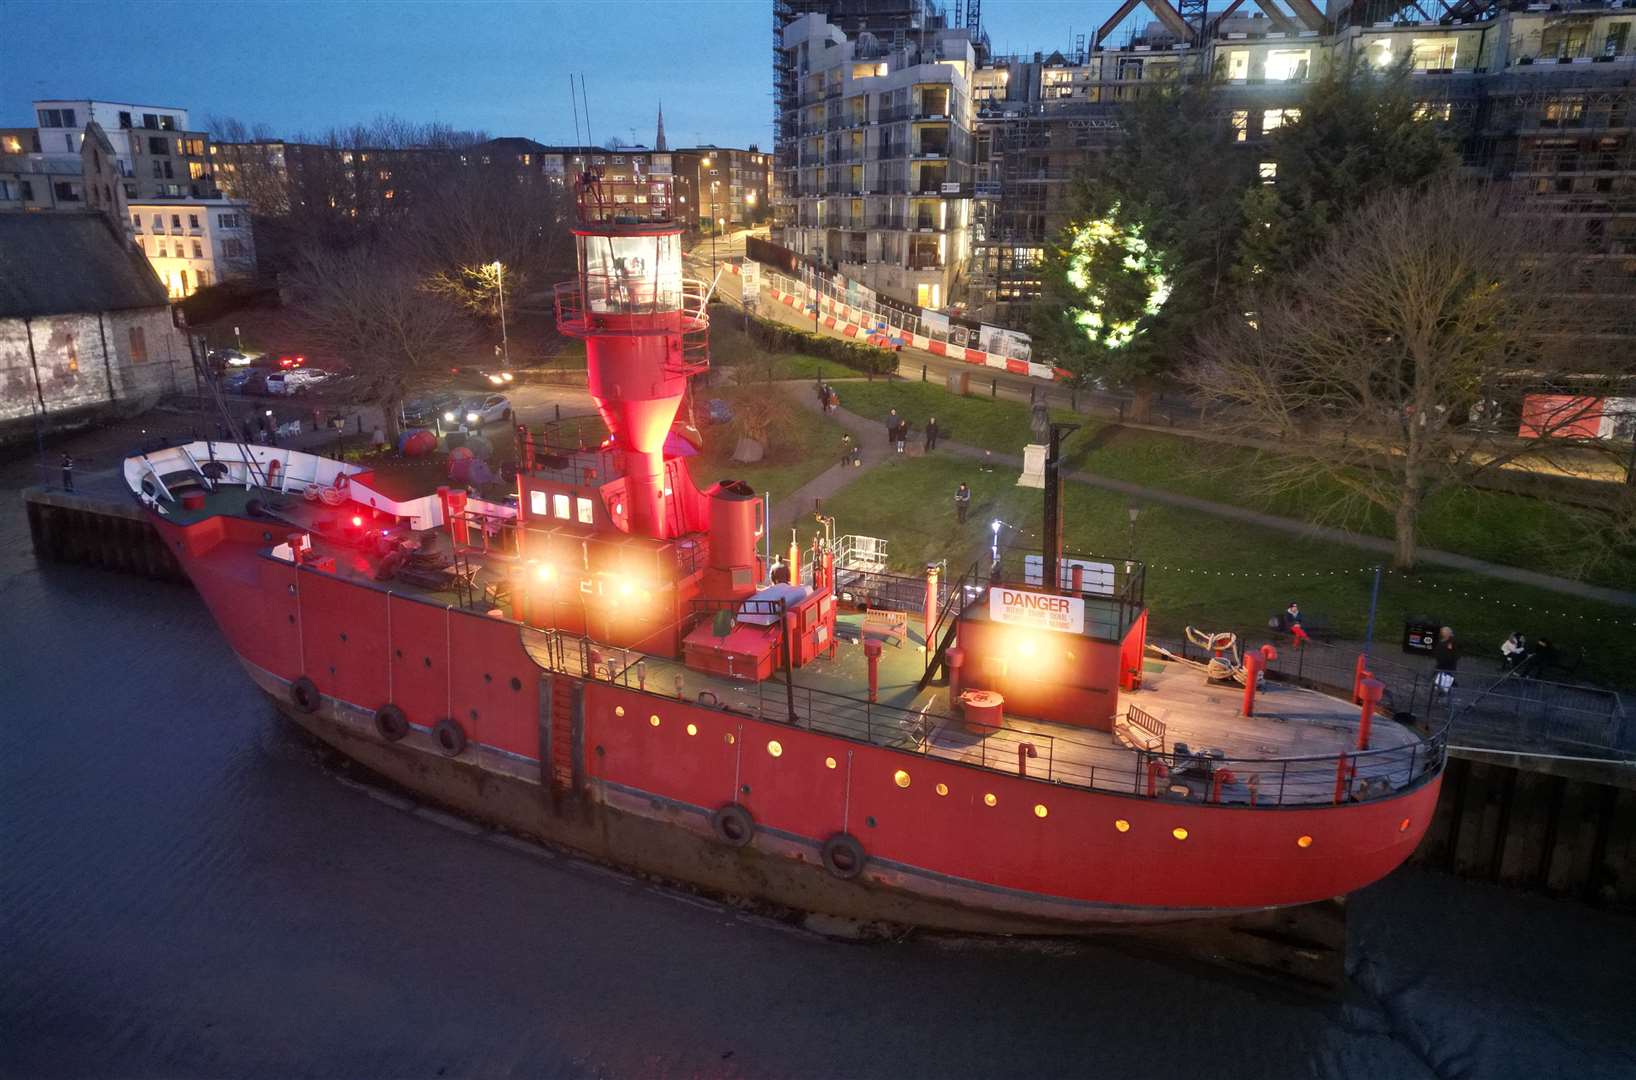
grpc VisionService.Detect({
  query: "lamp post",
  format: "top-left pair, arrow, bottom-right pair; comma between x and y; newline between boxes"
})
1127,505 -> 1141,556
489,260 -> 509,370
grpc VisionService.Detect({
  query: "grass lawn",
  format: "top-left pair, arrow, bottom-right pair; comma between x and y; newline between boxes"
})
820,455 -> 1636,688
692,385 -> 843,505
831,379 -> 1636,591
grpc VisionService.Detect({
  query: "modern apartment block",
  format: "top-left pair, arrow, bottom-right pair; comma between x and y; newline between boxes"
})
772,1 -> 1636,327
29,99 -> 217,200
774,0 -> 982,309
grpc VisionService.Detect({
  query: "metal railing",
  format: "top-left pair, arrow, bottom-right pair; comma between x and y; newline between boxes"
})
920,560 -> 982,686
518,624 -> 1449,807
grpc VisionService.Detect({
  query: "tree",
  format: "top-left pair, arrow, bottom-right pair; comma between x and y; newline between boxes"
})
1033,76 -> 1253,410
1191,182 -> 1630,569
284,243 -> 476,442
1235,54 -> 1457,283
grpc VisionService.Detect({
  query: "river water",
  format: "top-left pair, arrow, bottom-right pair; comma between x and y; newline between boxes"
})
2,436 -> 1632,1079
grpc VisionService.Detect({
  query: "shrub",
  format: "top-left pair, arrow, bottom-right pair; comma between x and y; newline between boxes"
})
732,306 -> 898,375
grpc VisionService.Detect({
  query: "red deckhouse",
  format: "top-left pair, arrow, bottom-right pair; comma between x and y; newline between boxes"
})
122,161 -> 1447,934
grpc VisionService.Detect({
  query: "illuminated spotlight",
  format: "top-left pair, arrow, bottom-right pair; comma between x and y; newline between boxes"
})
990,520 -> 1001,534
351,515 -> 363,527
534,563 -> 555,583
617,580 -> 635,598
1014,635 -> 1036,658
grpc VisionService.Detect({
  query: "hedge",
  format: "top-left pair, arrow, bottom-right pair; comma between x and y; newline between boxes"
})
739,308 -> 900,376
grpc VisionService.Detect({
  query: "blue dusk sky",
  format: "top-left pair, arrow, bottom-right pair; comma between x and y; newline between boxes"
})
3,0 -> 1127,150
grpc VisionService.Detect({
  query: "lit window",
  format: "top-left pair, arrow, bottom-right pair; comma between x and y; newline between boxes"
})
1262,108 -> 1299,133
1230,110 -> 1248,143
614,706 -> 625,716
576,496 -> 594,524
686,723 -> 697,736
1114,819 -> 1131,832
1034,804 -> 1048,819
767,740 -> 783,757
552,493 -> 570,519
529,490 -> 547,515
935,783 -> 948,796
825,756 -> 837,769
983,793 -> 997,807
1297,835 -> 1313,848
649,714 -> 661,727
1172,827 -> 1189,840
1259,162 -> 1278,185
1265,49 -> 1310,81
893,770 -> 911,788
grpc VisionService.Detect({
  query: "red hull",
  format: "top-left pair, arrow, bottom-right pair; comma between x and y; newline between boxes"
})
154,513 -> 1441,926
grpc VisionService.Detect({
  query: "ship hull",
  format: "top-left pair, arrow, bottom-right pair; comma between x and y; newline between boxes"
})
247,660 -> 1284,932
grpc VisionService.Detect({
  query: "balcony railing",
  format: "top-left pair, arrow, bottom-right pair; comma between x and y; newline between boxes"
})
907,255 -> 944,270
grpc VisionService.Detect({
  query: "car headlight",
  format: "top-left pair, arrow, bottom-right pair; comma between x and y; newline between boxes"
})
501,372 -> 514,382
443,411 -> 456,422
466,412 -> 480,423
488,374 -> 502,385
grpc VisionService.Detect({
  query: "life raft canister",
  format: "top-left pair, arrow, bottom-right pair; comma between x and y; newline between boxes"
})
374,704 -> 409,742
820,833 -> 867,880
433,717 -> 467,757
290,676 -> 322,714
710,803 -> 755,848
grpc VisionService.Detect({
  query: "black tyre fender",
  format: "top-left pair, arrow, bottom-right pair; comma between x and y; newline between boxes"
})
374,704 -> 409,742
820,832 -> 867,880
710,802 -> 755,848
433,717 -> 467,757
290,676 -> 322,714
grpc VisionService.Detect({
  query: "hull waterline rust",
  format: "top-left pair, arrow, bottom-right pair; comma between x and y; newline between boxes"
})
124,157 -> 1447,937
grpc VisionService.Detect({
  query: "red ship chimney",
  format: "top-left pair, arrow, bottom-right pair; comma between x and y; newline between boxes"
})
554,158 -> 709,539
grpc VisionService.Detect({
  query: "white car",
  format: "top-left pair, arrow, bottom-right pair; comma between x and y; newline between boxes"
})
447,394 -> 513,427
274,368 -> 333,394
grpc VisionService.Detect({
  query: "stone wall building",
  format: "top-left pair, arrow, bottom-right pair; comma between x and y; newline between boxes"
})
0,212 -> 193,443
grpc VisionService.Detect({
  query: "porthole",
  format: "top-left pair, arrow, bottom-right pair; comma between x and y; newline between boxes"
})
1114,819 -> 1131,833
1034,804 -> 1048,819
824,756 -> 837,769
767,740 -> 783,757
686,723 -> 698,736
615,706 -> 625,717
983,793 -> 997,807
893,769 -> 911,788
1297,835 -> 1313,848
724,733 -> 735,745
649,715 -> 661,728
1172,827 -> 1189,841
935,783 -> 948,797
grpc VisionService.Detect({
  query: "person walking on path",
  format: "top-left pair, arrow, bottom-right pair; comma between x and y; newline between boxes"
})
925,416 -> 940,452
955,481 -> 971,523
1433,626 -> 1459,694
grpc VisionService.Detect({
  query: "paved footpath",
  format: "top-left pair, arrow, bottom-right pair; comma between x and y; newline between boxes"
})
767,383 -> 894,531
793,394 -> 1636,611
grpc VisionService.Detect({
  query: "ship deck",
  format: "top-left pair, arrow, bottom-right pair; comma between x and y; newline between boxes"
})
155,466 -> 1436,809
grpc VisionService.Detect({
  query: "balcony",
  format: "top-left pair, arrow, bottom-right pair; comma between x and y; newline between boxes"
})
871,214 -> 906,230
824,182 -> 863,196
907,255 -> 944,270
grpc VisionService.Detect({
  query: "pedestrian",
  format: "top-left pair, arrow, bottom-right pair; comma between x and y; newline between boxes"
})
1500,631 -> 1529,671
827,387 -> 840,414
1277,601 -> 1312,647
839,433 -> 854,468
885,408 -> 898,446
1432,626 -> 1459,695
894,418 -> 908,456
954,481 -> 971,523
60,453 -> 74,493
925,416 -> 939,451
979,449 -> 994,473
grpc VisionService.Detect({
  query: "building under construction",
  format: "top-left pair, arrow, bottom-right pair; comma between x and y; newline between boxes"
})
771,0 -> 1635,327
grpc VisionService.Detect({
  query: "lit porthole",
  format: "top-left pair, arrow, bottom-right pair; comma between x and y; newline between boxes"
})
1297,835 -> 1313,849
1034,804 -> 1048,819
935,783 -> 949,797
893,769 -> 911,788
614,706 -> 625,717
1398,818 -> 1411,832
686,723 -> 698,736
983,793 -> 997,807
1114,819 -> 1131,833
649,715 -> 661,727
767,740 -> 783,758
1172,827 -> 1189,841
724,733 -> 735,745
824,756 -> 837,769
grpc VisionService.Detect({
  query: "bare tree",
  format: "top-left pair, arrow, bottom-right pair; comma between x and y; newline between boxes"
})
1191,181 -> 1632,569
284,243 -> 476,441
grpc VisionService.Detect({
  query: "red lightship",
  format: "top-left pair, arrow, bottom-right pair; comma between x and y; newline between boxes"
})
124,163 -> 1445,934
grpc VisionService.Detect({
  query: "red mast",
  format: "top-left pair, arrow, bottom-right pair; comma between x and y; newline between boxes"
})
554,160 -> 709,539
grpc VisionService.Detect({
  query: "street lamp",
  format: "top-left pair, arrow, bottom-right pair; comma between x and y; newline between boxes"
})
489,260 -> 509,369
1127,505 -> 1141,555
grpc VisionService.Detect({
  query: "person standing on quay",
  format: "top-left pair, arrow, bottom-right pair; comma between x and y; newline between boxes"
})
954,481 -> 971,523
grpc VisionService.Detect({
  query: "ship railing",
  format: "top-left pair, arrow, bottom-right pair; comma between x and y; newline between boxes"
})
920,560 -> 982,688
518,625 -> 1450,807
554,275 -> 709,337
513,421 -> 623,483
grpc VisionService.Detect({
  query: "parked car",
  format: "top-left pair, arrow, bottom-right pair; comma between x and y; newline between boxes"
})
209,348 -> 252,367
240,370 -> 272,395
264,372 -> 290,395
402,392 -> 462,428
220,370 -> 255,394
449,365 -> 516,388
455,394 -> 513,427
280,368 -> 333,394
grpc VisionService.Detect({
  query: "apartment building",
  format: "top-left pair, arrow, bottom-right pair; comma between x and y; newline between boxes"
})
772,1 -> 1635,327
128,199 -> 256,298
29,99 -> 217,200
1,121 -> 129,231
775,1 -> 980,309
673,147 -> 772,230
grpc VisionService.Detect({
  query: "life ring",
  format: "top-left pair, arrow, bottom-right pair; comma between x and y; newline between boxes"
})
374,704 -> 409,742
290,676 -> 322,714
820,832 -> 867,880
710,803 -> 755,848
433,717 -> 467,757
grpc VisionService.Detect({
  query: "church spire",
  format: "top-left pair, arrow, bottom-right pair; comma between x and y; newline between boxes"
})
655,101 -> 667,152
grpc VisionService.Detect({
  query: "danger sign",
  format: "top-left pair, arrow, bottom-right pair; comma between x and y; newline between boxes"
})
989,587 -> 1085,635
